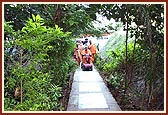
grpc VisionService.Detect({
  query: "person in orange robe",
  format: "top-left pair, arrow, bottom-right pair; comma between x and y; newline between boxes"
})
78,41 -> 84,53
81,45 -> 92,64
88,40 -> 98,63
73,43 -> 82,66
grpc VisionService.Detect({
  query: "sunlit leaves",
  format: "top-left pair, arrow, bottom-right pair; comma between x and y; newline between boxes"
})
4,14 -> 76,111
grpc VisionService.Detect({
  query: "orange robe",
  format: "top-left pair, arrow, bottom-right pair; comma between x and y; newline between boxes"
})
88,44 -> 97,63
73,48 -> 81,66
81,49 -> 92,64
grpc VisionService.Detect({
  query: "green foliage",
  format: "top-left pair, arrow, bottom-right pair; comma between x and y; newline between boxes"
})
95,4 -> 164,110
14,84 -> 62,111
96,30 -> 135,73
4,14 -> 76,111
4,98 -> 19,111
100,41 -> 135,73
109,74 -> 122,90
4,4 -> 98,37
58,4 -> 97,36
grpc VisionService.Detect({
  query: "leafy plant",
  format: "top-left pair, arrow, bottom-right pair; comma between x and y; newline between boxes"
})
4,14 -> 76,111
109,74 -> 121,90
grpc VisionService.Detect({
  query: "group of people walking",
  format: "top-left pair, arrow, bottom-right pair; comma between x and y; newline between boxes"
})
73,38 -> 98,66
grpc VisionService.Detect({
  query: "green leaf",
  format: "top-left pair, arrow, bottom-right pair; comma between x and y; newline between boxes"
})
32,14 -> 36,21
21,27 -> 27,33
47,46 -> 53,49
36,14 -> 41,20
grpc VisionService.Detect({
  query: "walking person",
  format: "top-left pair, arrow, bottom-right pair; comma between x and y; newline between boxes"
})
81,45 -> 92,64
88,40 -> 98,63
73,43 -> 82,66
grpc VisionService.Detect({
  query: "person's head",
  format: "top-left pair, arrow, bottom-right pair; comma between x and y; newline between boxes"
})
89,40 -> 92,44
85,38 -> 88,43
84,45 -> 88,50
76,44 -> 78,48
76,42 -> 80,46
85,38 -> 88,41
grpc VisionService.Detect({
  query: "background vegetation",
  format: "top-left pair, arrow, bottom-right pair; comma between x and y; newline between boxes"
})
4,14 -> 77,111
95,4 -> 164,110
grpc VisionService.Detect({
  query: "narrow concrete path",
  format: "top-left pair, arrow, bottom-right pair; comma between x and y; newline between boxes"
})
67,67 -> 121,111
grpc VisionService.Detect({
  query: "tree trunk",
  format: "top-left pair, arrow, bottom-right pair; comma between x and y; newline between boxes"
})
130,27 -> 138,83
54,4 -> 62,25
124,4 -> 129,94
145,6 -> 154,110
20,48 -> 23,103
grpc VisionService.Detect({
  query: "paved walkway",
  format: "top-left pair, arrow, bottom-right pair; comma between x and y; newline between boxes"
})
67,67 -> 121,111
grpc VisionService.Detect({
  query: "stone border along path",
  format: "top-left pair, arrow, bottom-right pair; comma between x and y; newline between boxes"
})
67,67 -> 121,111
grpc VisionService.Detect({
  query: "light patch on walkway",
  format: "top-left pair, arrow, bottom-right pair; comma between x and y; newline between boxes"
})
79,72 -> 101,82
78,93 -> 108,109
79,83 -> 101,92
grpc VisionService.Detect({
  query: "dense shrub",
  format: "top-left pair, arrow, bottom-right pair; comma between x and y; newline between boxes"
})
4,14 -> 77,111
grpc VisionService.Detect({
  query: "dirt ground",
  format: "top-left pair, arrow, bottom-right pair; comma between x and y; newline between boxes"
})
59,72 -> 74,111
